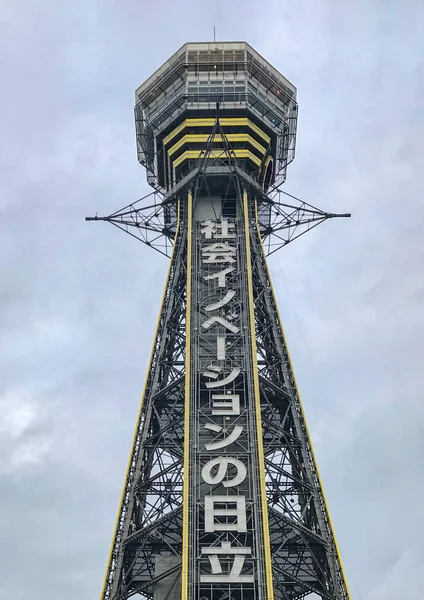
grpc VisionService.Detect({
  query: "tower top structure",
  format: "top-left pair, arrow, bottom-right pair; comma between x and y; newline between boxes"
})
88,41 -> 349,257
135,41 -> 298,193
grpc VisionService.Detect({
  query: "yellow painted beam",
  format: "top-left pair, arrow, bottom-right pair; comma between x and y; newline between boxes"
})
253,200 -> 352,600
173,148 -> 262,169
100,203 -> 181,600
168,133 -> 266,157
163,117 -> 270,146
243,190 -> 275,600
181,192 -> 193,600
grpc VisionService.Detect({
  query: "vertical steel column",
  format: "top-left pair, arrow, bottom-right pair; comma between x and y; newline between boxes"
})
182,191 -> 193,600
251,199 -> 351,600
243,190 -> 274,600
100,203 -> 184,600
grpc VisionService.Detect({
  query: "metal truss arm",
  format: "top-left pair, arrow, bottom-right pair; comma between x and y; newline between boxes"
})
257,191 -> 351,256
86,190 -> 177,257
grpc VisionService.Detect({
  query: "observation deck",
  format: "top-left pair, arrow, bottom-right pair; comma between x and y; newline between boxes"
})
135,42 -> 298,192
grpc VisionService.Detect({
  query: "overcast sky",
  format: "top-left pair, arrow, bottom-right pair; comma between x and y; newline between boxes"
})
1,1 -> 423,598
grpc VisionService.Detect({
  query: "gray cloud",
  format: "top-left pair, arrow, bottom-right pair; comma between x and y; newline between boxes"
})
1,1 -> 423,598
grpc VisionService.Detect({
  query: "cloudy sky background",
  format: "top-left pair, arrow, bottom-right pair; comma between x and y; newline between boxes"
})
1,1 -> 423,598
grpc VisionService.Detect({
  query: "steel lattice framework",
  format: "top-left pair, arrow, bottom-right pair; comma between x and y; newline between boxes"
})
87,42 -> 351,600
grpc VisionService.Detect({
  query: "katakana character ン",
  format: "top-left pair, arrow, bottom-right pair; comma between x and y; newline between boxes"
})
200,542 -> 254,584
204,290 -> 236,312
202,242 -> 236,264
203,423 -> 244,451
204,266 -> 235,288
201,457 -> 247,488
200,219 -> 236,240
204,495 -> 247,532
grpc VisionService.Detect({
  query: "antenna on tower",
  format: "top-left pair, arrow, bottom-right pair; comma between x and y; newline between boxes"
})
213,26 -> 216,42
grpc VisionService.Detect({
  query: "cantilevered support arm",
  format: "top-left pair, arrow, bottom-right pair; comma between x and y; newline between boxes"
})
86,114 -> 350,259
85,190 -> 177,257
256,190 -> 351,256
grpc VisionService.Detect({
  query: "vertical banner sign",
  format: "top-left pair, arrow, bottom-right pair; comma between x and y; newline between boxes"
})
192,214 -> 263,599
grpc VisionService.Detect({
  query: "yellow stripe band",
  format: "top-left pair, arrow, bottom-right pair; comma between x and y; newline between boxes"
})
168,133 -> 267,157
253,200 -> 352,599
243,190 -> 274,600
100,202 -> 181,600
181,191 -> 193,600
173,149 -> 262,169
163,117 -> 271,146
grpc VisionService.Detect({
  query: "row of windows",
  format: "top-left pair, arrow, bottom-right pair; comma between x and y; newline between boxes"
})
246,52 -> 295,99
186,79 -> 246,85
247,83 -> 292,114
146,83 -> 291,125
185,93 -> 247,105
147,94 -> 285,132
187,86 -> 246,94
187,50 -> 245,62
139,53 -> 294,110
142,73 -> 293,118
144,82 -> 293,137
184,94 -> 284,128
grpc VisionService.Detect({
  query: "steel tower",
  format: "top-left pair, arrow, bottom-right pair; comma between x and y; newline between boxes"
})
87,42 -> 351,600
